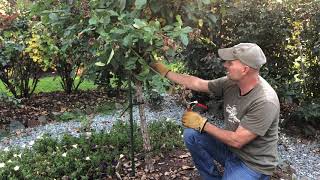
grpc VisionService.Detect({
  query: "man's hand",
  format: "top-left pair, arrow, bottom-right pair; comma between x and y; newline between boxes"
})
182,111 -> 208,132
150,62 -> 170,77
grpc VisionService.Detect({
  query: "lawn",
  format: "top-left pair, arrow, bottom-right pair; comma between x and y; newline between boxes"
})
0,76 -> 97,95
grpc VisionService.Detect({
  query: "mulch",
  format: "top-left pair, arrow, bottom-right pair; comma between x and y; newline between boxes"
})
0,90 -> 313,179
0,90 -> 114,129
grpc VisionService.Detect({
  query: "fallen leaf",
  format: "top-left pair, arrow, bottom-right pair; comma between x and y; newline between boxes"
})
181,165 -> 194,170
179,153 -> 191,159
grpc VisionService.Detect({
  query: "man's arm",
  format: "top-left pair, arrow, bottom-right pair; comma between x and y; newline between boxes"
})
182,111 -> 257,149
203,124 -> 257,149
166,71 -> 210,93
150,62 -> 210,93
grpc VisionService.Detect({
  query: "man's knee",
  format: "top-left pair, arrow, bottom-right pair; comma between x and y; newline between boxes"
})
183,128 -> 200,147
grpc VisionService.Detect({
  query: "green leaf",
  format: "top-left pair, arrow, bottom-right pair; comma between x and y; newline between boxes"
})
97,27 -> 110,40
110,28 -> 127,34
125,57 -> 137,70
119,0 -> 126,11
181,26 -> 193,34
95,62 -> 106,66
150,75 -> 170,93
150,0 -> 161,13
49,13 -> 58,21
176,15 -> 183,26
163,25 -> 174,31
133,19 -> 147,29
64,30 -> 71,37
202,0 -> 211,5
108,10 -> 119,16
207,14 -> 217,24
79,27 -> 95,36
123,34 -> 133,47
89,16 -> 98,25
180,33 -> 189,46
106,49 -> 115,65
135,0 -> 147,9
100,16 -> 110,25
136,67 -> 150,81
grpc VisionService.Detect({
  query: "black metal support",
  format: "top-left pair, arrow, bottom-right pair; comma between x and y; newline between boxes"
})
128,74 -> 135,176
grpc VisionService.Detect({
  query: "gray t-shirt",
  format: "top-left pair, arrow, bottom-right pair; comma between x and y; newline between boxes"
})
208,76 -> 279,175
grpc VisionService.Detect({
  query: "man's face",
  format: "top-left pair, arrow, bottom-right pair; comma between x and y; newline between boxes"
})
223,59 -> 248,81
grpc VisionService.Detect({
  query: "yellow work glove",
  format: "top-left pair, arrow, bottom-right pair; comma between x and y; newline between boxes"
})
150,62 -> 170,77
182,111 -> 208,133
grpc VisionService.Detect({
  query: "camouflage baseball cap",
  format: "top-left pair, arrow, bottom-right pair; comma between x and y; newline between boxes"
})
218,43 -> 266,69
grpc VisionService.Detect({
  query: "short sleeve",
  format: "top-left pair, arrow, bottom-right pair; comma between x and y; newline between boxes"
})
208,76 -> 228,97
240,101 -> 279,136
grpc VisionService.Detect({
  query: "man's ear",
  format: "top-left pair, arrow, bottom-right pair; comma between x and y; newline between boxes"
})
242,65 -> 250,74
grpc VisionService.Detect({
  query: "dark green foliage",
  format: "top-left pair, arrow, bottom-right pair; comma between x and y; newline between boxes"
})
182,40 -> 225,80
181,39 -> 225,105
291,102 -> 320,126
148,119 -> 184,152
0,93 -> 20,125
178,0 -> 320,129
0,119 -> 183,178
1,0 -> 319,134
299,2 -> 320,100
30,0 -> 96,94
0,16 -> 41,98
0,92 -> 20,106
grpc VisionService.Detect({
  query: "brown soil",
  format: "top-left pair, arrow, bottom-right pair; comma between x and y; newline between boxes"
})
112,148 -> 293,180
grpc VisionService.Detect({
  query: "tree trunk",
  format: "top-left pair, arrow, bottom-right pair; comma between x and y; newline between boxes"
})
135,80 -> 154,172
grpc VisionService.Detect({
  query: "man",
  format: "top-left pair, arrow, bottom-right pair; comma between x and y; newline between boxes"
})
152,43 -> 279,180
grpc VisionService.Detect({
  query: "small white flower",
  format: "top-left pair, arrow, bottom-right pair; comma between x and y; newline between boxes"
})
72,144 -> 78,149
62,152 -> 67,157
14,165 -> 19,171
3,147 -> 9,152
0,163 -> 5,168
21,144 -> 26,148
119,154 -> 125,159
29,140 -> 35,146
13,153 -> 22,158
36,134 -> 43,139
7,160 -> 12,163
85,156 -> 90,161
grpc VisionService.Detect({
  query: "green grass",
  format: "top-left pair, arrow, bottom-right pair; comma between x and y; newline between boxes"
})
0,81 -> 9,95
35,76 -> 97,93
0,76 -> 98,95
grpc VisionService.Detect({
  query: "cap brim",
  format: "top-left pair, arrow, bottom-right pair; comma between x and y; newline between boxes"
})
218,48 -> 235,60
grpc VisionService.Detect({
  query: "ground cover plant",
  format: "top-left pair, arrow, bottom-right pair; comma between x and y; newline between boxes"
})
0,119 -> 184,179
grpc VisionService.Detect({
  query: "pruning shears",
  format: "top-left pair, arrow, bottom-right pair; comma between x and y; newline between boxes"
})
187,101 -> 208,112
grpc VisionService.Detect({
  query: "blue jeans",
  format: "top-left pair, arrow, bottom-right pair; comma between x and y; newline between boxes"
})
183,128 -> 270,180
